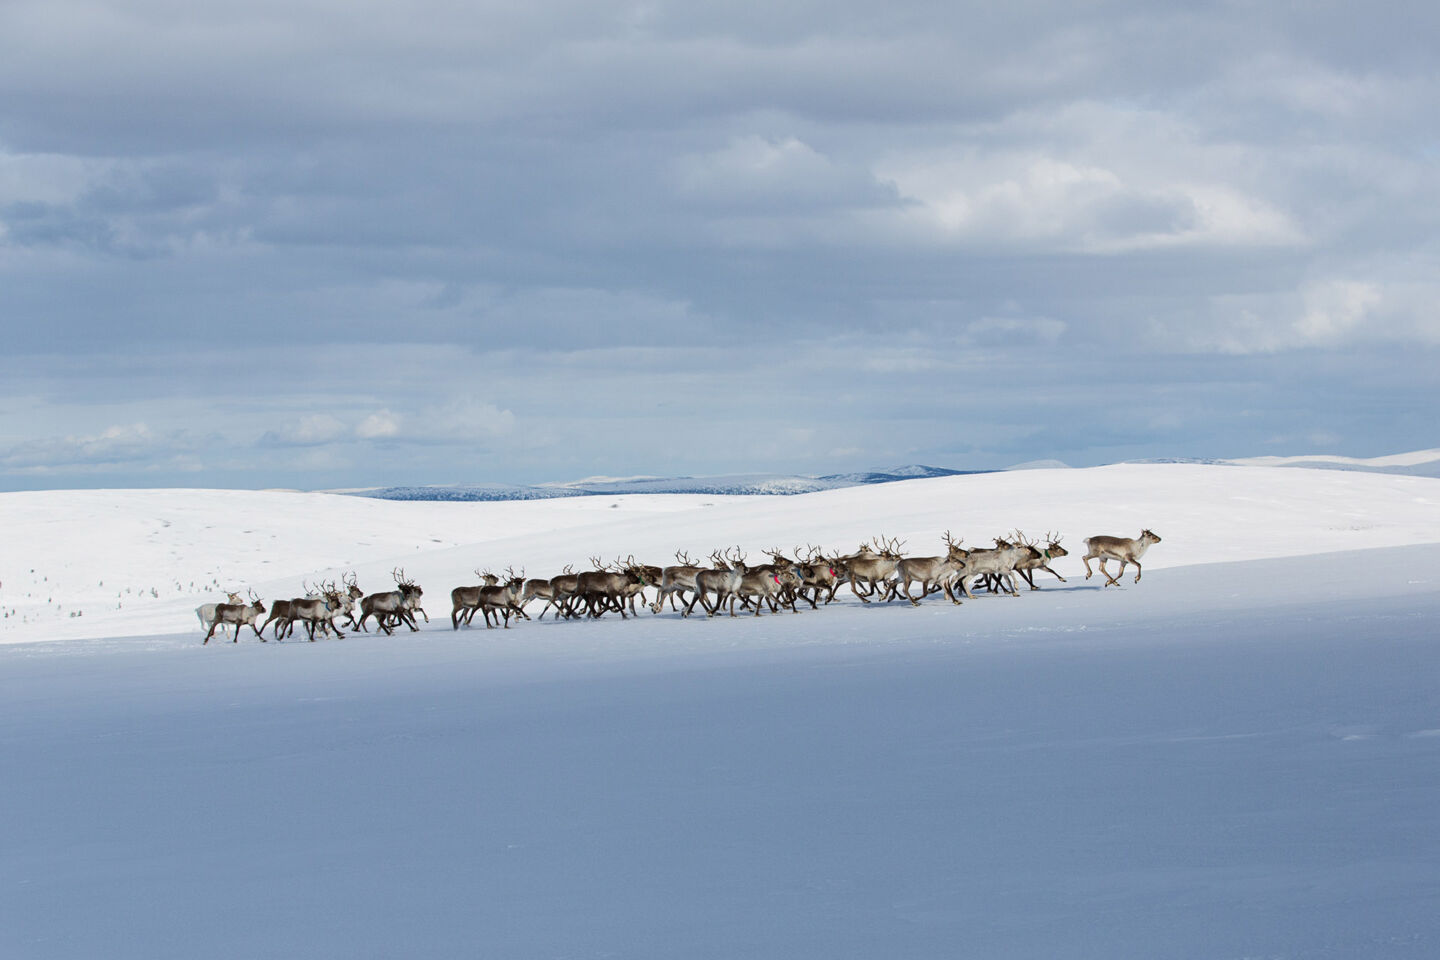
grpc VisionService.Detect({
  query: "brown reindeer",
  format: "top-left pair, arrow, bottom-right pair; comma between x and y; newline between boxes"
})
203,590 -> 266,644
1083,529 -> 1162,585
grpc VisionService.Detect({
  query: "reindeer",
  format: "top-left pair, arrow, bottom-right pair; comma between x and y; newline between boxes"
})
895,532 -> 969,606
475,567 -> 528,628
337,572 -> 365,628
536,565 -> 581,620
789,545 -> 841,608
650,550 -> 708,614
451,570 -> 500,629
958,538 -> 1030,599
842,536 -> 905,603
619,558 -> 662,616
357,568 -> 423,635
256,579 -> 331,639
287,581 -> 348,641
202,590 -> 265,644
1083,529 -> 1162,585
727,566 -> 802,616
519,574 -> 558,616
195,591 -> 243,640
1013,532 -> 1068,590
683,548 -> 748,618
574,557 -> 639,619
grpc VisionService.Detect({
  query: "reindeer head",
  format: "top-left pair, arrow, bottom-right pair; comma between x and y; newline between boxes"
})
1141,529 -> 1162,544
344,572 -> 362,598
1043,532 -> 1068,559
872,536 -> 906,559
762,547 -> 793,568
392,567 -> 421,597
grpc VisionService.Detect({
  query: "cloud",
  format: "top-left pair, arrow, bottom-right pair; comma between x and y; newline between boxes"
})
355,410 -> 402,439
1,1 -> 1438,487
0,422 -> 206,473
261,414 -> 349,447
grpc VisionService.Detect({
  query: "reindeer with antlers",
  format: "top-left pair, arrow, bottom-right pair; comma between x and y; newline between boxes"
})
475,566 -> 529,628
683,547 -> 748,617
285,580 -> 349,641
842,536 -> 906,603
357,568 -> 424,635
202,589 -> 266,644
574,557 -> 642,619
649,550 -> 708,614
531,564 -> 580,620
451,570 -> 500,629
894,532 -> 969,606
784,545 -> 839,609
1012,532 -> 1068,590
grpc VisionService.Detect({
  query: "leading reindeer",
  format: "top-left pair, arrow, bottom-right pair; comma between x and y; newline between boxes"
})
1083,529 -> 1162,585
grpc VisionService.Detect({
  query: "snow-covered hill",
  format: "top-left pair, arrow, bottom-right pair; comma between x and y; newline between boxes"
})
344,464 -> 974,500
3,463 -> 1439,644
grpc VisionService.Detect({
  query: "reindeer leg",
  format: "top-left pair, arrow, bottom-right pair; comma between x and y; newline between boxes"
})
1083,555 -> 1095,580
1132,561 -> 1142,583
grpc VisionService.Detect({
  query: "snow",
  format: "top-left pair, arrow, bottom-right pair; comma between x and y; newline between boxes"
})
1228,448 -> 1440,468
2,464 -> 1439,958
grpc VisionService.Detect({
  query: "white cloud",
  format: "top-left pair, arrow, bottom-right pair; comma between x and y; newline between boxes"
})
355,410 -> 402,440
0,422 -> 203,473
271,413 -> 348,446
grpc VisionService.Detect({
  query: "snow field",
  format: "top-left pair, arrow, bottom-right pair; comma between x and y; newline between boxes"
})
2,464 -> 1439,958
3,463 -> 1440,645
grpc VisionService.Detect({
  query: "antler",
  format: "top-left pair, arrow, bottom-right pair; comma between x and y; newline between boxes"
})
588,555 -> 608,571
562,563 -> 575,575
676,549 -> 698,566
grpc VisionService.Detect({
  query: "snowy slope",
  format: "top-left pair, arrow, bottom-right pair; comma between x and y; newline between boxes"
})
4,463 -> 1440,644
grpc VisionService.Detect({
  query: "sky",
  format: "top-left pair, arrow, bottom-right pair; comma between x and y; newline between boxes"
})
1,0 -> 1437,490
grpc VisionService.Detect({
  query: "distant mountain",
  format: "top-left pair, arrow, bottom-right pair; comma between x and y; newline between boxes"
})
341,465 -> 989,501
1224,449 -> 1440,478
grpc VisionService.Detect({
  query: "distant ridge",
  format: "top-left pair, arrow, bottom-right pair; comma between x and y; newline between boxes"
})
343,465 -> 986,501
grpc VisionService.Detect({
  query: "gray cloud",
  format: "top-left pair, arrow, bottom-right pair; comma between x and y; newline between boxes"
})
0,0 -> 1436,488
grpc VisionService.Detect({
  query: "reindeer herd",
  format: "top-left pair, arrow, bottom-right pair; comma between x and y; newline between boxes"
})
197,529 -> 1163,643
